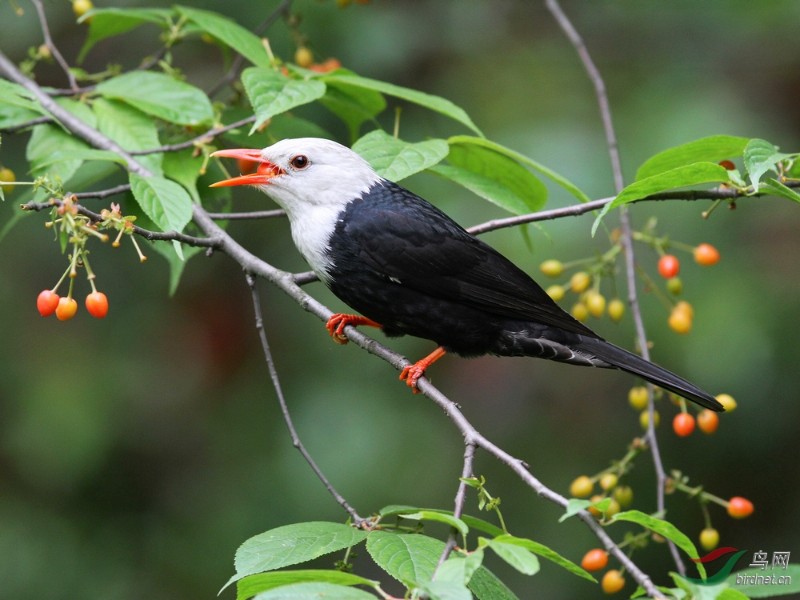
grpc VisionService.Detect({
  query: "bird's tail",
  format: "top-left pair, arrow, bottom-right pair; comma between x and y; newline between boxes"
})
577,336 -> 724,412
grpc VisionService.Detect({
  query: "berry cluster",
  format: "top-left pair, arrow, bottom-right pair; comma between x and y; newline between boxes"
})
36,197 -> 144,322
539,226 -> 721,335
568,423 -> 754,592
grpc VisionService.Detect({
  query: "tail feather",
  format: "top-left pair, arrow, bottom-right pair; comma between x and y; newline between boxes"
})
578,337 -> 724,412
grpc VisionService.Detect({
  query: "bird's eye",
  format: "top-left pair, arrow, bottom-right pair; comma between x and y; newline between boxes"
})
290,155 -> 309,170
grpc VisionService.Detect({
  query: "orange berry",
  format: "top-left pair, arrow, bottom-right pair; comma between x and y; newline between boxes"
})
601,569 -> 625,594
697,409 -> 720,434
85,291 -> 109,319
658,254 -> 680,279
581,548 -> 609,572
694,243 -> 721,266
727,496 -> 754,519
55,297 -> 78,321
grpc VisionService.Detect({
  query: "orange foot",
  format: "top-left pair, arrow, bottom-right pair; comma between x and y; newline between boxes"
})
325,313 -> 381,345
399,346 -> 447,393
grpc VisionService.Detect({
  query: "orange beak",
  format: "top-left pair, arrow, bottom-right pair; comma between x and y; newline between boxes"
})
209,148 -> 284,187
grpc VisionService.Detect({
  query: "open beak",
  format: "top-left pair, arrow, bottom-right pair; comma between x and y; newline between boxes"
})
209,148 -> 283,187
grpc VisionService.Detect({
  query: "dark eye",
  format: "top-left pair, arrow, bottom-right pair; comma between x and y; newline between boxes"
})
290,155 -> 309,170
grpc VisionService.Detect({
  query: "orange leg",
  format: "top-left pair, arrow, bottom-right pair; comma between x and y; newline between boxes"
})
325,313 -> 381,345
399,346 -> 447,393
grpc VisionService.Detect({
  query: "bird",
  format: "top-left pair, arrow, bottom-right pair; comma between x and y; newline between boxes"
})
210,137 -> 723,412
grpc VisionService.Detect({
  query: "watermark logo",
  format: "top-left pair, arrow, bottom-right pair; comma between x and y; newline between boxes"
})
686,547 -> 792,587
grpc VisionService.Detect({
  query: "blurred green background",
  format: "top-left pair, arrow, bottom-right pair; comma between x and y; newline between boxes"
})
1,1 -> 799,598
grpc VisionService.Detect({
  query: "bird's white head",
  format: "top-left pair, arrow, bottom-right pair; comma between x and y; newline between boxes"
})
210,137 -> 380,218
211,138 -> 382,280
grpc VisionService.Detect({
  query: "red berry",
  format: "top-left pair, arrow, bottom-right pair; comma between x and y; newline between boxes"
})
718,160 -> 736,170
697,409 -> 720,434
601,569 -> 625,594
658,254 -> 680,279
85,291 -> 109,319
37,289 -> 60,317
694,243 -> 720,266
727,496 -> 754,519
672,412 -> 696,437
581,548 -> 609,572
55,297 -> 78,321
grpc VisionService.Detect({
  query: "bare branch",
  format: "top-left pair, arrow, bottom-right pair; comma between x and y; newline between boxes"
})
129,116 -> 257,155
246,272 -> 363,523
31,0 -> 79,92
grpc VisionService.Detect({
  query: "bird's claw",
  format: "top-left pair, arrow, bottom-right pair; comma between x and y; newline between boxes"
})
325,314 -> 352,345
399,364 -> 426,394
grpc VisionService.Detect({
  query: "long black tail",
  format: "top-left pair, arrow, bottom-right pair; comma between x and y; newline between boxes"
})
578,336 -> 724,412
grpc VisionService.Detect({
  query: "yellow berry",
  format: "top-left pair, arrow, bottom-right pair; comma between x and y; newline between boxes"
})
571,302 -> 589,322
601,569 -> 626,594
640,409 -> 660,429
668,307 -> 692,334
585,291 -> 606,318
599,473 -> 618,491
294,46 -> 314,68
72,0 -> 94,19
546,284 -> 565,302
628,386 -> 648,411
715,393 -> 737,412
608,298 -> 625,322
569,475 -> 594,498
0,167 -> 16,195
570,271 -> 591,293
540,259 -> 564,277
699,527 -> 720,551
612,485 -> 634,508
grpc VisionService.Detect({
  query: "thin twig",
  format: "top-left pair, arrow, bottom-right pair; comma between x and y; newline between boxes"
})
31,0 -> 79,91
245,273 -> 363,523
545,0 -> 676,593
435,440 -> 477,568
206,0 -> 293,98
73,184 -> 132,199
0,115 -> 53,133
207,208 -> 286,220
128,116 -> 257,155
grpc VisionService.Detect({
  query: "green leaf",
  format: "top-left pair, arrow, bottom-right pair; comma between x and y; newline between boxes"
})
78,8 -> 172,62
635,135 -> 749,180
352,131 -> 448,181
148,239 -> 202,295
27,124 -> 89,184
366,531 -> 440,587
129,173 -> 194,259
592,162 -> 730,235
432,141 -> 547,215
241,68 -> 327,133
492,534 -> 595,582
670,572 -> 728,600
30,148 -> 125,170
761,178 -> 800,204
323,74 -> 482,136
743,138 -> 793,190
394,510 -> 469,539
252,582 -> 378,599
236,570 -> 378,600
420,578 -> 473,600
378,506 -> 505,538
162,150 -> 205,203
483,538 -> 540,576
93,98 -> 163,175
96,71 -> 214,126
467,565 -> 520,600
0,79 -> 48,117
728,564 -> 800,597
226,522 -> 368,592
448,135 -> 590,203
176,6 -> 272,68
320,76 -> 386,140
558,498 -> 592,523
612,510 -> 704,578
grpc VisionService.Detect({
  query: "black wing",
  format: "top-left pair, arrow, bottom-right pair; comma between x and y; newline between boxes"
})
340,182 -> 597,338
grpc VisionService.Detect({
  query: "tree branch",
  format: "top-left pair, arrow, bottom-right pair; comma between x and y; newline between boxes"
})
31,0 -> 79,92
246,272 -> 363,523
